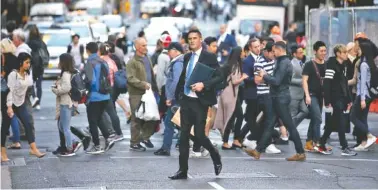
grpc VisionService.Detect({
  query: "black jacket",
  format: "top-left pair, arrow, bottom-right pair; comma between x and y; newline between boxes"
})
1,53 -> 19,81
324,57 -> 352,106
263,55 -> 292,97
28,39 -> 48,79
175,50 -> 221,106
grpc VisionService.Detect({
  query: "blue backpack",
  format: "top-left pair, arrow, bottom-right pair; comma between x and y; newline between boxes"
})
114,69 -> 128,93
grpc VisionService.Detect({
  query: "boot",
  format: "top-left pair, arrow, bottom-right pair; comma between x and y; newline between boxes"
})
29,143 -> 46,158
304,140 -> 313,152
1,147 -> 10,162
286,153 -> 306,161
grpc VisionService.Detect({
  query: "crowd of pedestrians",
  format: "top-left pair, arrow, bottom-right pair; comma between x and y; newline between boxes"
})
1,23 -> 377,181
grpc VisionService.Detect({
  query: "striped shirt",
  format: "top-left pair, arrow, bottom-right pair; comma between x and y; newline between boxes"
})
254,56 -> 275,95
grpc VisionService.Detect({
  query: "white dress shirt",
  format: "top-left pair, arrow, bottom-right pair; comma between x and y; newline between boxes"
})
186,47 -> 202,98
217,33 -> 227,46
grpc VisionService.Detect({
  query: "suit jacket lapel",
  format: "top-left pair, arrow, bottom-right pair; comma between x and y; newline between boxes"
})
198,49 -> 206,64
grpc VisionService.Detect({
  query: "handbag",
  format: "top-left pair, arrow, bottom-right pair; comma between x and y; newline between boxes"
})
135,89 -> 160,121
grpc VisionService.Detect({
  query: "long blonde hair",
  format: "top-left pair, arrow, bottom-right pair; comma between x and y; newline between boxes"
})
1,38 -> 16,54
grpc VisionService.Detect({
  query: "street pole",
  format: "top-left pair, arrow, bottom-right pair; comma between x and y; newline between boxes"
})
288,0 -> 295,23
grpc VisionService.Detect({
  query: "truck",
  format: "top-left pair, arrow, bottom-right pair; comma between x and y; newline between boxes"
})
228,0 -> 286,46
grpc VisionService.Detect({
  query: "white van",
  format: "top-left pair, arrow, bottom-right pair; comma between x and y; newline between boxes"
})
30,2 -> 69,23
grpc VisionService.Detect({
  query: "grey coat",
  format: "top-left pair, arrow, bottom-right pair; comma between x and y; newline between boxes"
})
290,58 -> 304,100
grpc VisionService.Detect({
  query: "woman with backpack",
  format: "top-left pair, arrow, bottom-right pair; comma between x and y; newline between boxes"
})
350,39 -> 378,151
27,25 -> 49,110
52,53 -> 83,156
5,52 -> 45,158
214,46 -> 248,150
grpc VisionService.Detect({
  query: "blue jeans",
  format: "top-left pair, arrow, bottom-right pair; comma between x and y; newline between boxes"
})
58,105 -> 74,149
161,105 -> 176,151
32,75 -> 42,105
13,103 -> 35,144
307,96 -> 322,143
10,116 -> 20,142
350,95 -> 372,135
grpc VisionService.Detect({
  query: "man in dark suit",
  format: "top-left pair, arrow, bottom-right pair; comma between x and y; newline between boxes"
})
169,29 -> 222,180
239,38 -> 261,148
217,24 -> 237,65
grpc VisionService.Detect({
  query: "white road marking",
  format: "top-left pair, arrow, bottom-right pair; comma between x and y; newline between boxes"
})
187,174 -> 193,179
208,182 -> 226,190
110,156 -> 378,162
313,169 -> 333,176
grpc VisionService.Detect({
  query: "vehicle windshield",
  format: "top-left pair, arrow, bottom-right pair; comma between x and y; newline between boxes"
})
239,19 -> 278,36
101,17 -> 122,28
87,8 -> 102,16
146,34 -> 160,46
43,33 -> 71,46
91,25 -> 107,35
68,25 -> 91,38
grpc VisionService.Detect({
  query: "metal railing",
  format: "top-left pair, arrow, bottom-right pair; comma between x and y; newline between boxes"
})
307,6 -> 378,57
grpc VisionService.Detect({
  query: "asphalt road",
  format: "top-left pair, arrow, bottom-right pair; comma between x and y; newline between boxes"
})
1,79 -> 378,189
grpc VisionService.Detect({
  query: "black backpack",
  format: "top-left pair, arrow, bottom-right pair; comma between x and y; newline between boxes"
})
99,62 -> 112,94
70,70 -> 87,102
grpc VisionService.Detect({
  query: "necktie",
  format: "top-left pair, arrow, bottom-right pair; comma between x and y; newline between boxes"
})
184,53 -> 195,95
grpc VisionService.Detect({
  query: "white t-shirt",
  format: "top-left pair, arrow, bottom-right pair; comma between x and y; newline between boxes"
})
70,44 -> 82,68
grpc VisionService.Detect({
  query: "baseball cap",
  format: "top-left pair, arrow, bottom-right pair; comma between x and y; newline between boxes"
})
160,34 -> 172,48
263,41 -> 274,52
167,42 -> 184,53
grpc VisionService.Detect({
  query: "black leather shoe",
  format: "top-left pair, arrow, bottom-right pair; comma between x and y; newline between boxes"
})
168,170 -> 188,180
214,163 -> 222,176
154,149 -> 170,156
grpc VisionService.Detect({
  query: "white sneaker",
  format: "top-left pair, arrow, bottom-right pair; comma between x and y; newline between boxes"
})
364,135 -> 377,149
35,105 -> 41,110
189,150 -> 201,158
243,139 -> 257,149
201,148 -> 210,157
265,144 -> 281,154
32,97 -> 39,107
354,144 -> 368,152
210,140 -> 217,147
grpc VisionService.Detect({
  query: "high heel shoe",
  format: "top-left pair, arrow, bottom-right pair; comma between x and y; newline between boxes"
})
232,144 -> 244,149
29,151 -> 46,158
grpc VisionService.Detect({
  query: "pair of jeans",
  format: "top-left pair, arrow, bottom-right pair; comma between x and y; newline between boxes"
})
1,91 -> 20,145
161,104 -> 177,151
320,98 -> 348,149
87,100 -> 110,146
58,105 -> 76,149
256,96 -> 305,154
104,99 -> 122,136
350,95 -> 372,135
9,103 -> 35,145
31,75 -> 42,105
240,99 -> 259,141
222,97 -> 243,143
290,98 -> 309,127
306,95 -> 322,142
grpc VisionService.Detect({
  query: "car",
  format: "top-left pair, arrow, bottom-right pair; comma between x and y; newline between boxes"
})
59,22 -> 94,45
90,22 -> 109,42
140,0 -> 170,17
144,24 -> 180,55
98,15 -> 128,35
73,0 -> 106,16
29,2 -> 69,23
41,29 -> 73,78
